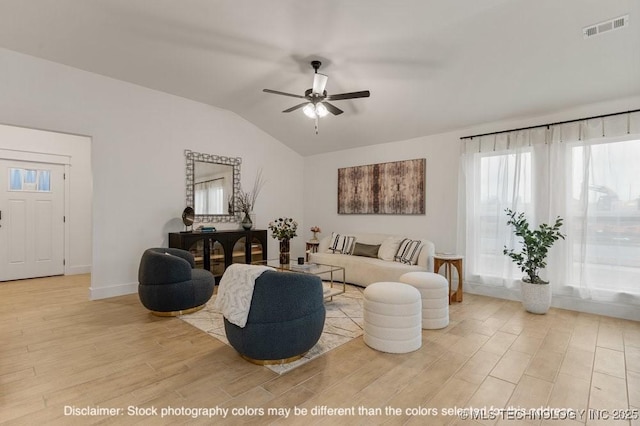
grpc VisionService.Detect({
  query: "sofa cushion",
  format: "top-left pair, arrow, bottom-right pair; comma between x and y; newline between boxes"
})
394,239 -> 424,265
378,236 -> 405,261
328,232 -> 356,254
352,242 -> 380,258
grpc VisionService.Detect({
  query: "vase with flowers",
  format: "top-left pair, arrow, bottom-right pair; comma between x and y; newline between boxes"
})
237,169 -> 265,230
268,217 -> 298,264
310,226 -> 321,242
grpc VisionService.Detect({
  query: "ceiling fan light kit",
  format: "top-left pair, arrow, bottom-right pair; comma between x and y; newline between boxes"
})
263,60 -> 370,134
303,102 -> 328,119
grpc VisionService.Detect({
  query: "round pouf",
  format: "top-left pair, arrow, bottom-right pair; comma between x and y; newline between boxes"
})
399,272 -> 449,329
363,282 -> 422,353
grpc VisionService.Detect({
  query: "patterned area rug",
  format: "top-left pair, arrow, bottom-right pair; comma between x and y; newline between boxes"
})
180,283 -> 364,374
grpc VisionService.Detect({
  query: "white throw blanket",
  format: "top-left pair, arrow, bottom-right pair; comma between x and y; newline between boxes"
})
212,263 -> 271,328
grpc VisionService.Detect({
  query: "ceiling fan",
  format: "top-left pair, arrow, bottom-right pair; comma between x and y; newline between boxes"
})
263,60 -> 370,134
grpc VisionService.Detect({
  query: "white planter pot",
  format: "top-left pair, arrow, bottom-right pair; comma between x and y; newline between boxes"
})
520,280 -> 551,314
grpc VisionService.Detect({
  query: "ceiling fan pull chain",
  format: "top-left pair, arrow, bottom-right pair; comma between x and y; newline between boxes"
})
315,116 -> 319,135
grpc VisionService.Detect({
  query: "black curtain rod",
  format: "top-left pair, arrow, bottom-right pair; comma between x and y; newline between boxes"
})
460,108 -> 640,140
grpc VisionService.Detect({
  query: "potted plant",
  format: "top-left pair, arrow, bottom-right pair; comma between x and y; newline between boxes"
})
503,209 -> 565,314
268,217 -> 298,264
237,169 -> 266,230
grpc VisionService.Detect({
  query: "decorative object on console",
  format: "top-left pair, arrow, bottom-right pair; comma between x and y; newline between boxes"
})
240,213 -> 253,230
268,217 -> 298,265
503,209 -> 565,314
310,225 -> 321,242
237,169 -> 266,230
181,206 -> 194,232
337,158 -> 425,215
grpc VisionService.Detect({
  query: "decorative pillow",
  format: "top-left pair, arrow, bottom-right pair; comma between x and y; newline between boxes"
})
394,239 -> 424,265
351,243 -> 381,258
327,233 -> 356,254
378,237 -> 404,261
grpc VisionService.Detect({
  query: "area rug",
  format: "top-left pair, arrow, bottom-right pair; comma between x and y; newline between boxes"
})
180,283 -> 364,374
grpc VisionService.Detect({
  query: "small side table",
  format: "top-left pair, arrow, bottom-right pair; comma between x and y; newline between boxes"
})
306,240 -> 320,261
434,254 -> 464,304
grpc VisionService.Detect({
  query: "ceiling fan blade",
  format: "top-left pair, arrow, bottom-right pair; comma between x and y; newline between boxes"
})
312,73 -> 328,94
326,90 -> 371,101
323,102 -> 343,116
263,89 -> 307,99
282,102 -> 309,113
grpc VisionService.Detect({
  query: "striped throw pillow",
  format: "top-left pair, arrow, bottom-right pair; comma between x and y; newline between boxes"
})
394,239 -> 423,265
327,232 -> 356,254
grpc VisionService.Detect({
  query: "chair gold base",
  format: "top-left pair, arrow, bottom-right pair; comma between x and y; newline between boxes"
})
150,304 -> 206,317
240,352 -> 307,366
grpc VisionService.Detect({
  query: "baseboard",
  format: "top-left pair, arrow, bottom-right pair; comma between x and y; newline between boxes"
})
465,282 -> 640,322
67,264 -> 92,275
90,281 -> 137,300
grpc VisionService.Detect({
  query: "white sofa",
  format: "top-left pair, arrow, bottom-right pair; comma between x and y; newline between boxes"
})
308,233 -> 435,287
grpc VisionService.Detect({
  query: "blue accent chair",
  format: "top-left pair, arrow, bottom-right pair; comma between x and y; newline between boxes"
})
138,248 -> 215,316
224,270 -> 326,364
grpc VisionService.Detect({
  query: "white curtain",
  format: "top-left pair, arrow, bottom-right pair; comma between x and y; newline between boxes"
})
195,179 -> 224,215
459,112 -> 640,304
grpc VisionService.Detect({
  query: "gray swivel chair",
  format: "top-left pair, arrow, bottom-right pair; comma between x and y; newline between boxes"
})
224,270 -> 326,364
138,247 -> 215,316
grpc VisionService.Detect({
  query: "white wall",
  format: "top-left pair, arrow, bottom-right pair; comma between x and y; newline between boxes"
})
0,124 -> 92,275
304,95 -> 640,319
304,135 -> 458,251
0,48 -> 304,299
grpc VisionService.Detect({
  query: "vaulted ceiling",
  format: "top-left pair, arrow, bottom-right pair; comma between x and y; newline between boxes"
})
0,0 -> 638,155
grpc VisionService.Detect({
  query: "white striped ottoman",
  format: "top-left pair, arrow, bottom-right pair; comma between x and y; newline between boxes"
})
363,282 -> 422,353
399,271 -> 449,329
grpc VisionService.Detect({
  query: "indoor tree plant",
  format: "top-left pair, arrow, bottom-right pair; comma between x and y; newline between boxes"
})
503,208 -> 565,314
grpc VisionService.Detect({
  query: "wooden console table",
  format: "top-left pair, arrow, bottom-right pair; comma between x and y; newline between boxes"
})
434,254 -> 464,304
169,229 -> 267,282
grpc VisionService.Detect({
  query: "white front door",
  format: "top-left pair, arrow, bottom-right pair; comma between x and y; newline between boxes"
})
0,159 -> 65,281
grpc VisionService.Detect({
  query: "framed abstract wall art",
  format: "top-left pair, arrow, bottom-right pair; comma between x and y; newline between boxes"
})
337,158 -> 425,214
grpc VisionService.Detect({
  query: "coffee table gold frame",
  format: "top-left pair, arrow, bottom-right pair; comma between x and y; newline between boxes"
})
254,259 -> 346,301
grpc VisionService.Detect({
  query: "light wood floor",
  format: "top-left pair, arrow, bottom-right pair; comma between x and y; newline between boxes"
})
2,274 -> 640,425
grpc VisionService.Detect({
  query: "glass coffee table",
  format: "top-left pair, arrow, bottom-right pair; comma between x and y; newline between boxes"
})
254,259 -> 346,300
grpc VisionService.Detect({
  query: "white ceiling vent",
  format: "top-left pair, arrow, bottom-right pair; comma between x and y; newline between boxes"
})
583,15 -> 629,39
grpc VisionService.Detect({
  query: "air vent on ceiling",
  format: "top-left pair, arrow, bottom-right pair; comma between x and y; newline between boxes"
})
583,15 -> 629,39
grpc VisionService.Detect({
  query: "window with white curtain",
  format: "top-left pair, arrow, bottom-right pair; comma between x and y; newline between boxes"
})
460,112 -> 640,303
565,137 -> 640,298
474,150 -> 533,281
